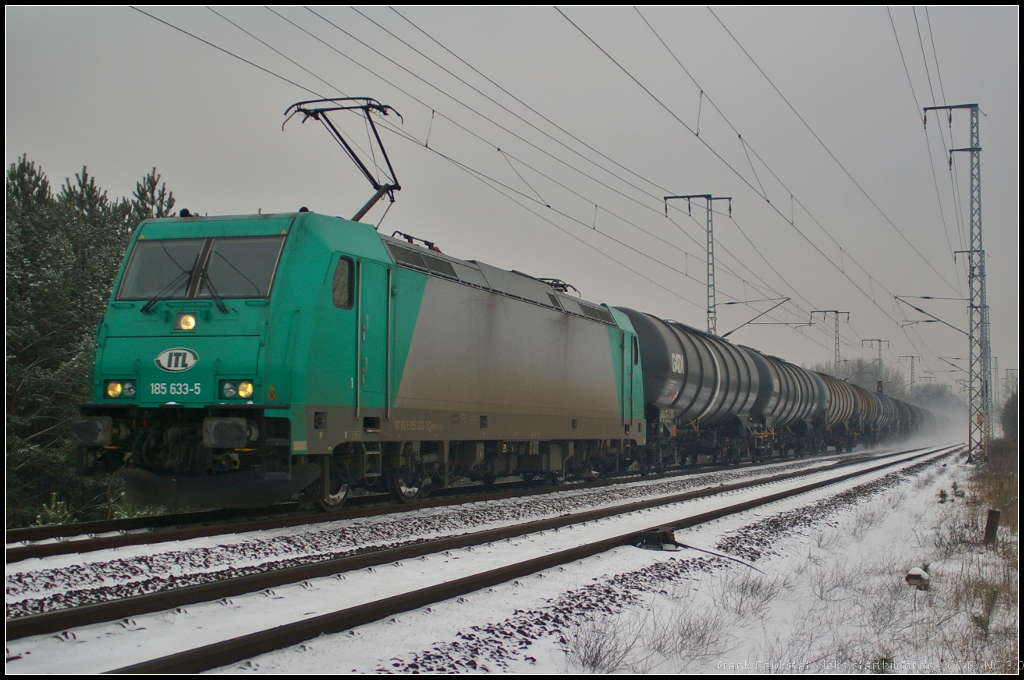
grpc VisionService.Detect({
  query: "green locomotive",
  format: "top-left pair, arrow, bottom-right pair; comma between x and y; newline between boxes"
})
74,210 -> 647,510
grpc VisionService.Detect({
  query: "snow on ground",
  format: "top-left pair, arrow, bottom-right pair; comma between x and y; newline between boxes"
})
5,447 -> 952,674
187,445 -> 1007,675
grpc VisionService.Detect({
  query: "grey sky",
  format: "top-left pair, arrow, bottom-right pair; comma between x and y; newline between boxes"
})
6,6 -> 1018,398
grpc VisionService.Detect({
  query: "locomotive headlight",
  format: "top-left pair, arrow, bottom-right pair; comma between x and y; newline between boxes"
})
105,380 -> 137,398
221,380 -> 254,399
175,312 -> 197,331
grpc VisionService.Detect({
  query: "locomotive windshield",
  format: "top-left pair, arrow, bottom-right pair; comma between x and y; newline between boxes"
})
117,235 -> 285,301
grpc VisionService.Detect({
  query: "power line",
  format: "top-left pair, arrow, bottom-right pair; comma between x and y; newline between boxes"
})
558,9 -> 911,325
132,6 -> 715,313
708,6 -> 962,297
381,6 -> 834,318
128,6 -> 320,98
219,6 -> 843,347
206,6 -> 342,99
556,7 -> 957,370
295,8 -> 815,312
132,6 -> 915,362
636,6 -> 907,329
888,7 -> 955,259
344,6 -> 793,304
308,5 -> 944,363
377,6 -> 670,202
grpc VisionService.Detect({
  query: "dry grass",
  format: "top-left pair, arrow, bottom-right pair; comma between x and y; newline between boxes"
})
563,610 -> 649,673
743,452 -> 1018,673
851,501 -> 888,541
716,569 -> 789,618
808,562 -> 851,602
973,439 -> 1018,531
650,595 -> 730,662
562,595 -> 732,673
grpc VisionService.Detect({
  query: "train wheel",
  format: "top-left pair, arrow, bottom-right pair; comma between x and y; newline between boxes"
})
549,469 -> 567,486
317,480 -> 349,513
388,467 -> 423,504
317,460 -> 350,513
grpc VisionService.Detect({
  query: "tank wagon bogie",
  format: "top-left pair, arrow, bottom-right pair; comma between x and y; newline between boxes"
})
74,210 -> 937,511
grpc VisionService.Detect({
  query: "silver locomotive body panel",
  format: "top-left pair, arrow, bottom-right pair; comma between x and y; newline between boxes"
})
394,275 -> 631,441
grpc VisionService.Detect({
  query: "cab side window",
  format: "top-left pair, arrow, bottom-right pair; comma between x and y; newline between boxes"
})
332,257 -> 355,309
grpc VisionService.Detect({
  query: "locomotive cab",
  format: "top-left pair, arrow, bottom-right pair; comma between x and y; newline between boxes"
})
74,211 -> 389,508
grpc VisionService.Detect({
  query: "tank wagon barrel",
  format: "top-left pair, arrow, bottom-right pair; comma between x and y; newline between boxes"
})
73,210 -> 941,510
616,310 -> 759,426
815,373 -> 857,451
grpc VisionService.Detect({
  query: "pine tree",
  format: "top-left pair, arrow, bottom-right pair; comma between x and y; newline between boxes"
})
6,156 -> 175,527
1000,392 -> 1017,442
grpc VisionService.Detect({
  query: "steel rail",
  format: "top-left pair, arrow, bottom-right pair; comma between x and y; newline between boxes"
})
6,505 -> 297,544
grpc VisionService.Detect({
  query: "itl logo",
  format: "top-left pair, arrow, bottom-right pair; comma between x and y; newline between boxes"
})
156,348 -> 199,372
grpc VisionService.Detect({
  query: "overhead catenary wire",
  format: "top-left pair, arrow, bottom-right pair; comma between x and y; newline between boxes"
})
887,8 -> 957,258
136,2 -> 942,368
707,6 -> 963,297
136,6 -> 838,353
129,6 -> 320,98
886,6 -> 971,349
339,11 -> 868,356
378,6 -> 841,323
126,8 -> 814,357
131,5 -> 715,315
636,6 -> 899,333
558,6 -> 947,366
321,5 -> 807,310
282,7 -> 815,313
387,4 -> 956,362
170,4 -> 849,348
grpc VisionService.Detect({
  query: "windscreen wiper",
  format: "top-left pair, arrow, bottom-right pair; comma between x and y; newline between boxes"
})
198,270 -> 229,314
141,270 -> 192,314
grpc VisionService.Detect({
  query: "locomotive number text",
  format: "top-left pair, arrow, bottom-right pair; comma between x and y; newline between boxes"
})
150,382 -> 202,395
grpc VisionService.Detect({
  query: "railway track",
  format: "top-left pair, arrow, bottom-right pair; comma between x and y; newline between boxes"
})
5,444 -> 958,673
4,447 -> 905,564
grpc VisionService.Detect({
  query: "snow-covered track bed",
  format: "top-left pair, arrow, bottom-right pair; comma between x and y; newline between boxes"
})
4,445 -> 956,673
